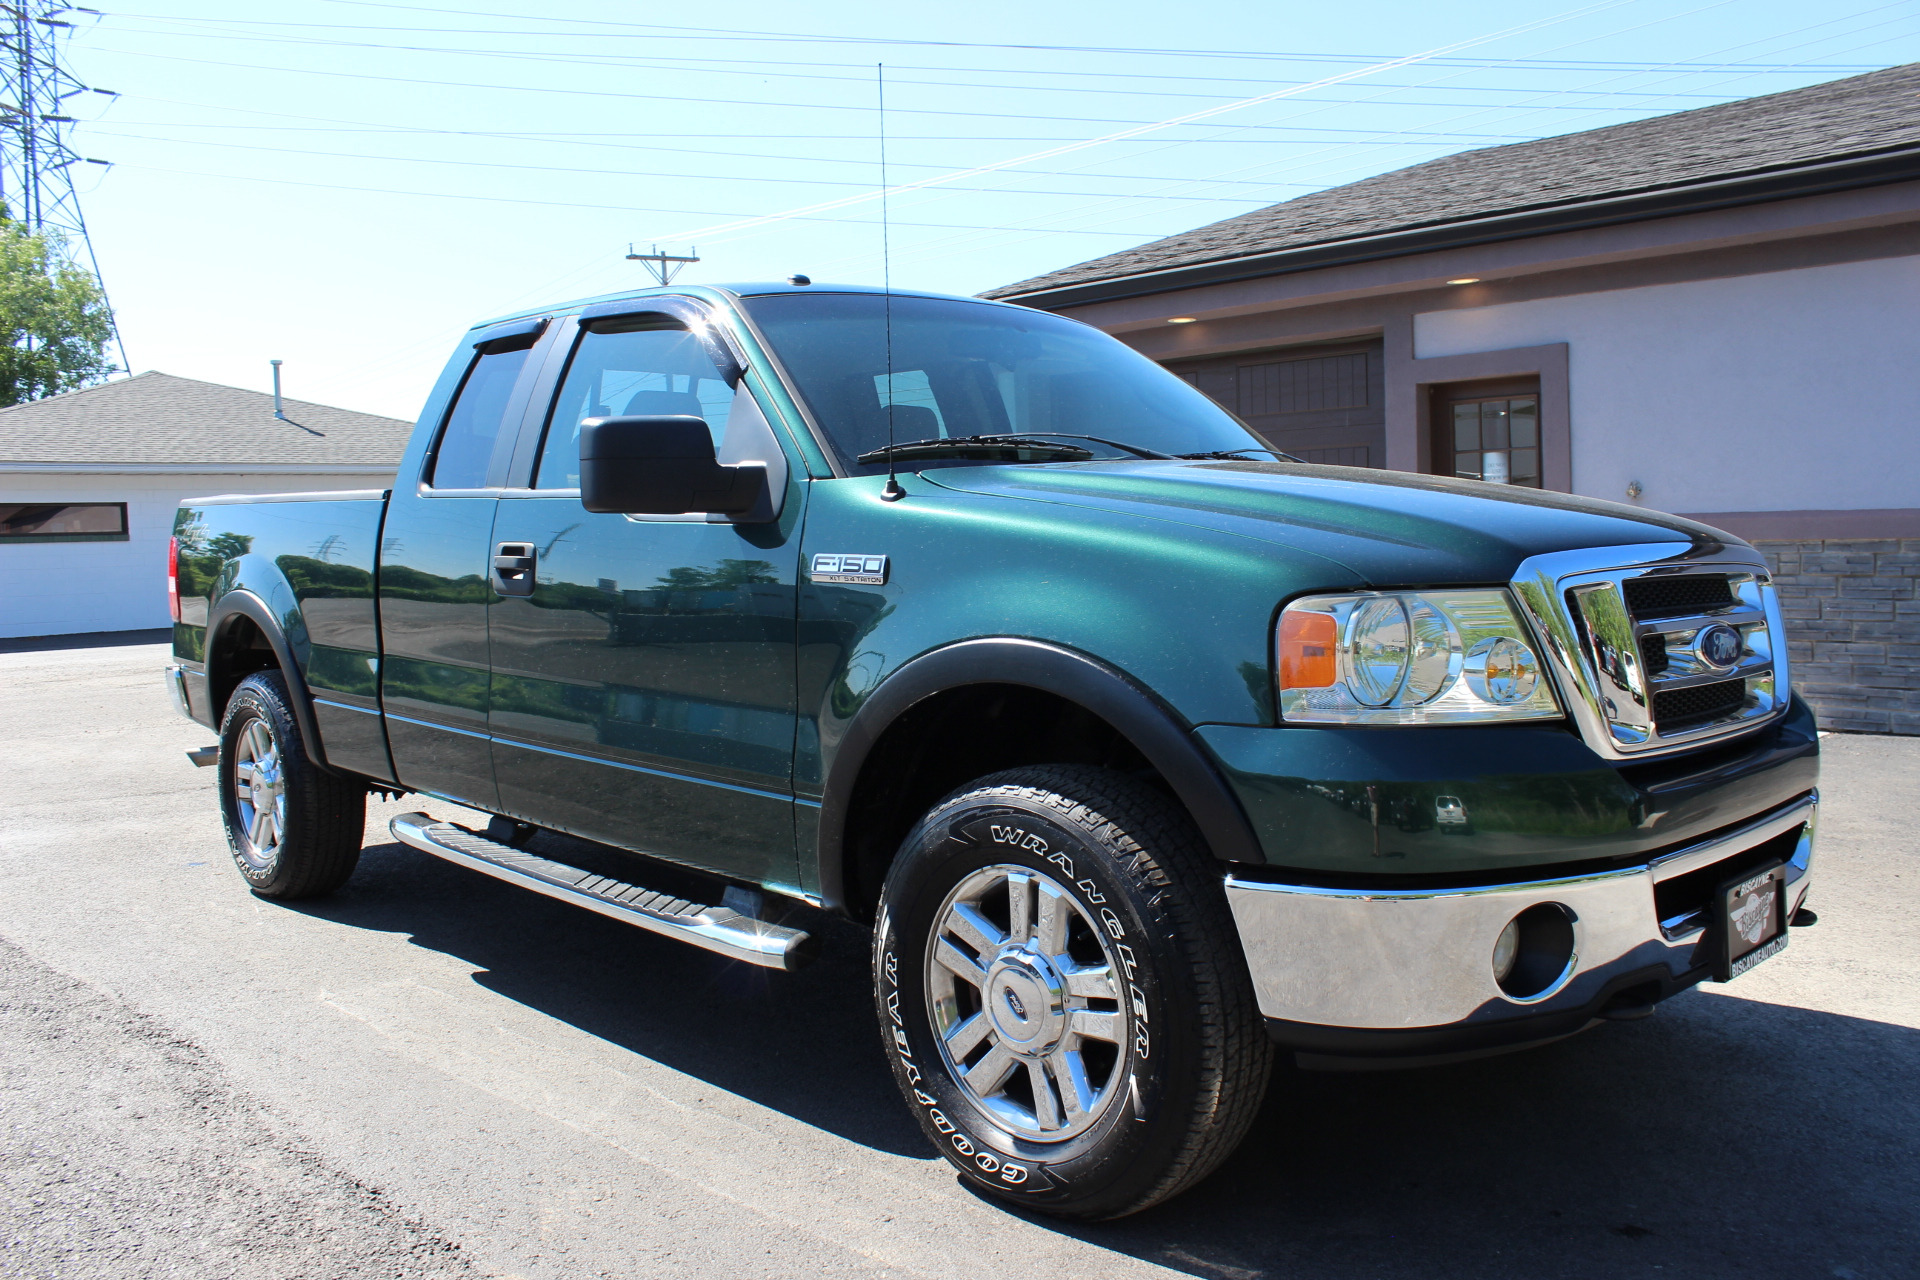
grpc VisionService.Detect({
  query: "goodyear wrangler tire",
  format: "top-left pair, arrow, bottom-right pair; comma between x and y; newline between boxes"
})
874,765 -> 1272,1219
217,671 -> 366,900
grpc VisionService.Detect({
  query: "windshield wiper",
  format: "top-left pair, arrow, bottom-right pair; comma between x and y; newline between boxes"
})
1002,432 -> 1175,460
1174,446 -> 1306,462
856,433 -> 1285,466
858,431 -> 1177,465
857,435 -> 1095,465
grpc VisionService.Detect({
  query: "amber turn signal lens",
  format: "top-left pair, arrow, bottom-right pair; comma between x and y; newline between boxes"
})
1278,609 -> 1338,689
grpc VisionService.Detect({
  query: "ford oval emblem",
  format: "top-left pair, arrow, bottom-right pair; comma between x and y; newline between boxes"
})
1003,988 -> 1028,1020
1697,623 -> 1744,669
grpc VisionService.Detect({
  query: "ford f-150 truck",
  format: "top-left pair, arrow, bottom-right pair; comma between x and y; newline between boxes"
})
165,281 -> 1820,1219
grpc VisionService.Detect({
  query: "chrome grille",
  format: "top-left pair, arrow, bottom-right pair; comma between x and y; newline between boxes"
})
1651,677 -> 1748,728
1510,543 -> 1792,759
1622,574 -> 1736,619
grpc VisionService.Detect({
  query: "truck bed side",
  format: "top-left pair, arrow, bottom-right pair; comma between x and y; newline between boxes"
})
171,491 -> 391,780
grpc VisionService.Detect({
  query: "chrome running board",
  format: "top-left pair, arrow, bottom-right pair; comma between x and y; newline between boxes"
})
389,812 -> 814,970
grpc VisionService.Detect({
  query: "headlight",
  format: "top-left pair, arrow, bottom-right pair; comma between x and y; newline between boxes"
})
1277,589 -> 1561,725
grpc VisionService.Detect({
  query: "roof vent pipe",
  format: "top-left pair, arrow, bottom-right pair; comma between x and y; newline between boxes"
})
270,359 -> 286,420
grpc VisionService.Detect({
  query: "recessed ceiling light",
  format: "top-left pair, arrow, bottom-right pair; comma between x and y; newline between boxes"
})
1167,316 -> 1198,324
1447,277 -> 1481,285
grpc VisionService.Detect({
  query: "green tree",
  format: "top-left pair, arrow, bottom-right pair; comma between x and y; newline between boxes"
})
653,559 -> 778,591
0,216 -> 115,406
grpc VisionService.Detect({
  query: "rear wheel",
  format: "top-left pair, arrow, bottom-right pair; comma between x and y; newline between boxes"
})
217,671 -> 365,899
873,765 -> 1271,1219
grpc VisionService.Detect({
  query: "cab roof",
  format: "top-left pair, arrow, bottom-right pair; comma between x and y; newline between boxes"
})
470,281 -> 1031,334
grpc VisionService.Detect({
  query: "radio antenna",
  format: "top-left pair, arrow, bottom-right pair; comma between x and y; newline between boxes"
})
878,62 -> 904,501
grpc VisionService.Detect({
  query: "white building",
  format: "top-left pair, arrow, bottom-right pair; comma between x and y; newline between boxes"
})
989,63 -> 1920,733
0,372 -> 410,640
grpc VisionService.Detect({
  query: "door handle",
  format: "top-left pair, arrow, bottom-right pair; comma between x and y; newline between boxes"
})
493,542 -> 536,597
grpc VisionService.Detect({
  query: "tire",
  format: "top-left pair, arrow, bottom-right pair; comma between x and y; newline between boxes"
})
873,765 -> 1272,1219
216,671 -> 366,899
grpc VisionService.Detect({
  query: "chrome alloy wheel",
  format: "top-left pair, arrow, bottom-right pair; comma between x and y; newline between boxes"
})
926,864 -> 1129,1142
230,717 -> 286,867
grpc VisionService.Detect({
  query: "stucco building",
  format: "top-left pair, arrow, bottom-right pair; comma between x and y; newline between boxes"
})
0,372 -> 410,640
989,63 -> 1920,733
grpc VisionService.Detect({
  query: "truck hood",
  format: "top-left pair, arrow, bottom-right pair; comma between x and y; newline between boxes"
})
918,460 -> 1737,586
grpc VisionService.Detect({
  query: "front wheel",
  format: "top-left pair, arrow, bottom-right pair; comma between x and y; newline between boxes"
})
874,766 -> 1272,1219
217,671 -> 365,899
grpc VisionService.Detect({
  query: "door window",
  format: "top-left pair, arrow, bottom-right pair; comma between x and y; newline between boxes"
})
426,340 -> 534,489
534,316 -> 737,489
1449,396 -> 1540,488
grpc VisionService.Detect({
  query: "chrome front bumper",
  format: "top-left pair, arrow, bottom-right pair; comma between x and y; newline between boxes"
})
1225,792 -> 1815,1037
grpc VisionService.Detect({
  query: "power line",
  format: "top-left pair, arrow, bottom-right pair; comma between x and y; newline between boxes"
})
90,16 -> 1775,111
83,130 -> 1301,202
88,15 -> 1769,97
292,1 -> 1891,72
640,0 -> 1643,245
781,0 -> 1912,272
116,162 -> 1171,235
80,118 -> 1342,180
74,43 -> 1571,137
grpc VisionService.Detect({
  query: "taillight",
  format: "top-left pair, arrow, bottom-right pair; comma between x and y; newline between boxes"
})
167,536 -> 181,623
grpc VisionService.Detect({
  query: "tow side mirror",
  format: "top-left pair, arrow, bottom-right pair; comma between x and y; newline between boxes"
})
578,415 -> 767,517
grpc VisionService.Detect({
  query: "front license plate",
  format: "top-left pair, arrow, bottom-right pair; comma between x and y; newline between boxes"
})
1714,861 -> 1788,981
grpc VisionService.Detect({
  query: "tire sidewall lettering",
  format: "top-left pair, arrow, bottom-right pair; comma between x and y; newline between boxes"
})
878,797 -> 1171,1200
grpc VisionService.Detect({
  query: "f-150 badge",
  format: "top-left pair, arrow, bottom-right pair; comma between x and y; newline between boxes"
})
810,553 -> 889,585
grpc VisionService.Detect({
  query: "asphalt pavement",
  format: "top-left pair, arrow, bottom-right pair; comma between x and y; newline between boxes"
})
1,639 -> 1915,1279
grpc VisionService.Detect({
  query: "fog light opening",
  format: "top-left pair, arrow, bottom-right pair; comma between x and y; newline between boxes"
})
1492,918 -> 1521,984
1494,903 -> 1577,1001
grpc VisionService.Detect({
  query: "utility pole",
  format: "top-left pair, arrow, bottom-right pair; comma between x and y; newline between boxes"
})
626,244 -> 699,287
0,3 -> 126,372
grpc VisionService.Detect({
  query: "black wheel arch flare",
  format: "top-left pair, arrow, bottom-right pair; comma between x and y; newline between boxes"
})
815,637 -> 1266,913
203,590 -> 344,778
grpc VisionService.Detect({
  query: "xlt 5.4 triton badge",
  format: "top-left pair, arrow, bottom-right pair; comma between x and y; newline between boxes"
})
810,553 -> 889,585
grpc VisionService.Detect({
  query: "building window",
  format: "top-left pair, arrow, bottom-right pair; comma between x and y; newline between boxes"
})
1449,396 -> 1539,488
0,502 -> 129,542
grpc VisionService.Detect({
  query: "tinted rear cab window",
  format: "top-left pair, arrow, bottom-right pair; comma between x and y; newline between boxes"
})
427,339 -> 535,489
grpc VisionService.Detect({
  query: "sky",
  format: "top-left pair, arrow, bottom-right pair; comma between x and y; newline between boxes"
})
38,0 -> 1920,420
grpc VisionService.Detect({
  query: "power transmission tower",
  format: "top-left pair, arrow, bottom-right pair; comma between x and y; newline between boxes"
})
0,2 -> 125,371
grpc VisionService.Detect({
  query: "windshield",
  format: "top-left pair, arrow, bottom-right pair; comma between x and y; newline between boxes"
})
737,292 -> 1269,473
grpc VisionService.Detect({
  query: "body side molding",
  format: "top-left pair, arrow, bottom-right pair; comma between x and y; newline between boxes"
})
815,637 -> 1267,911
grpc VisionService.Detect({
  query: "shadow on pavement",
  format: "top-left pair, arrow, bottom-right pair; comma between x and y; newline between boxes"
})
1068,987 -> 1919,1279
293,838 -> 1918,1279
0,628 -> 171,654
290,836 -> 926,1158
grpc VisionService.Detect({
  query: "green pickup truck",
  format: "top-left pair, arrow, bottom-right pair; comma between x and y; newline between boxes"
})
166,281 -> 1819,1219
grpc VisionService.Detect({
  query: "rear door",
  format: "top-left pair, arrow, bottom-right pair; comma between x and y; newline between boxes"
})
377,318 -> 551,808
486,302 -> 804,889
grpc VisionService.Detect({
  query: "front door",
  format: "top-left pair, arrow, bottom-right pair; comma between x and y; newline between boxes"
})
488,309 -> 802,889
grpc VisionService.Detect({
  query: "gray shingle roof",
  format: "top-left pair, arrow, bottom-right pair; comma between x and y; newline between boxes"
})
986,62 -> 1920,301
0,371 -> 413,467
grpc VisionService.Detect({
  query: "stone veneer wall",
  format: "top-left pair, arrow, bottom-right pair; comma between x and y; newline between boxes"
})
1754,538 -> 1920,735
